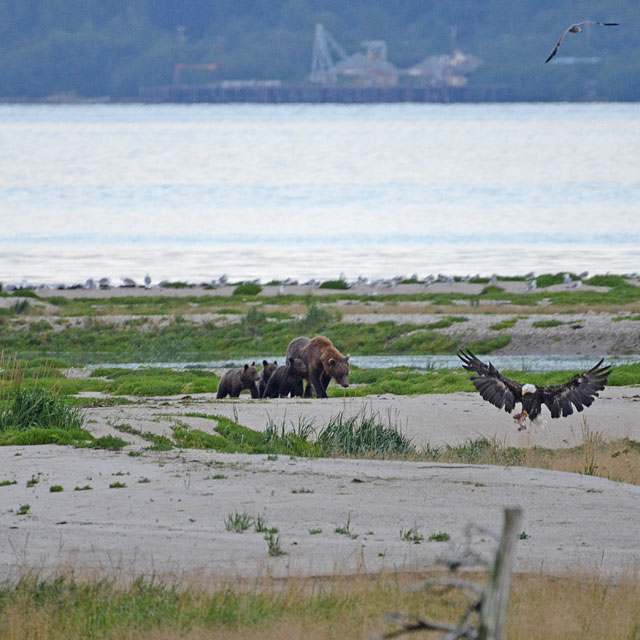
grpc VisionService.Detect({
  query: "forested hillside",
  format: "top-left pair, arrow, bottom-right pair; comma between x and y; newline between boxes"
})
0,1 -> 637,100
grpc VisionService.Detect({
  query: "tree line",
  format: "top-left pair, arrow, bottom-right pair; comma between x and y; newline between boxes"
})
0,1 -> 637,100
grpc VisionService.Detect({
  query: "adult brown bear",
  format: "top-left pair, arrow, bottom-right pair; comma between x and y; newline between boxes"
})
285,336 -> 349,398
216,363 -> 260,399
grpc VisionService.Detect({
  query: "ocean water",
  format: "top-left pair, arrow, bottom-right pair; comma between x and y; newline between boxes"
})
1,102 -> 639,286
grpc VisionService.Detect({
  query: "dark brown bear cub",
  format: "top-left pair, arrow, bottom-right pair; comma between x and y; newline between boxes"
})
262,357 -> 308,398
285,336 -> 349,398
258,360 -> 278,397
216,363 -> 260,399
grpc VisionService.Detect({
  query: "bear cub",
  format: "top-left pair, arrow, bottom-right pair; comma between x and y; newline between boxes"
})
262,357 -> 308,398
216,362 -> 260,399
258,360 -> 278,397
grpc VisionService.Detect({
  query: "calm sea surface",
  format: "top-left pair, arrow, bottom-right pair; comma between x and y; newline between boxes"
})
1,102 -> 639,286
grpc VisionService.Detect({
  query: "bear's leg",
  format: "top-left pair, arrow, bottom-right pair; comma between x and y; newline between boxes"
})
291,378 -> 304,397
248,382 -> 259,399
216,380 -> 228,399
309,372 -> 327,398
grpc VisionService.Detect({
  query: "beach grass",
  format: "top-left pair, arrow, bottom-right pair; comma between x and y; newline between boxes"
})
0,312 -> 515,363
0,571 -> 639,640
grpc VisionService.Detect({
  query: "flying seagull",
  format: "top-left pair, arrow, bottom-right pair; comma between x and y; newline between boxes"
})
458,349 -> 611,430
545,21 -> 619,63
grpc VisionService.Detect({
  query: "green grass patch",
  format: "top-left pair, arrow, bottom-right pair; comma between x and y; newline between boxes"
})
400,526 -> 424,543
90,367 -> 220,396
489,316 -> 527,331
532,319 -> 566,328
319,280 -> 349,289
0,387 -> 84,432
111,423 -> 174,451
176,413 -> 321,457
225,511 -> 253,532
465,333 -> 511,353
166,410 -> 415,459
0,426 -> 94,447
316,410 -> 415,457
49,485 -> 64,493
0,382 -> 94,446
535,273 -> 577,288
232,283 -> 262,296
425,315 -> 468,329
385,330 -> 458,354
428,532 -> 451,542
93,435 -> 128,450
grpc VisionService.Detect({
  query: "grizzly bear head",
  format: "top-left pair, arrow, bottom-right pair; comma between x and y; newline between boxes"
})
241,362 -> 259,383
327,355 -> 350,387
261,360 -> 278,382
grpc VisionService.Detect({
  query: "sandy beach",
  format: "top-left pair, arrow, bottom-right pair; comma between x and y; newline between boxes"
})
1,280 -> 640,583
3,437 -> 640,582
2,386 -> 640,582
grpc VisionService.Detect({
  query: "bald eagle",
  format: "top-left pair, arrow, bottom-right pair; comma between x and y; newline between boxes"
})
457,349 -> 611,430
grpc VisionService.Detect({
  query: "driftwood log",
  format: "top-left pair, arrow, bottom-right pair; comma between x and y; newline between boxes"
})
379,507 -> 523,640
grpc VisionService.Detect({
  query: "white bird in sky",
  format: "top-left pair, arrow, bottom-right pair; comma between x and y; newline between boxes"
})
545,21 -> 619,63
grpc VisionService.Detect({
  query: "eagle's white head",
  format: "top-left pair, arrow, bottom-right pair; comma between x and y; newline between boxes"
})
522,383 -> 537,395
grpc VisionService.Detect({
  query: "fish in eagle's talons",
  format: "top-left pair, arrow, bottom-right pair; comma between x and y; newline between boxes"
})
512,412 -> 528,430
457,349 -> 611,430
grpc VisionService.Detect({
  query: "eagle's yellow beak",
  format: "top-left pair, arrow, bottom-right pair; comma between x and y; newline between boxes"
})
523,410 -> 528,416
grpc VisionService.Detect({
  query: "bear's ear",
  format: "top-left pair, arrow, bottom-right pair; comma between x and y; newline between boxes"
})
263,360 -> 268,366
346,354 -> 350,362
328,358 -> 336,366
288,357 -> 295,366
251,361 -> 255,366
244,364 -> 249,371
273,360 -> 277,365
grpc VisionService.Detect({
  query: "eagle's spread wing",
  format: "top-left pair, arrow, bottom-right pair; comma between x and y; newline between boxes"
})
540,359 -> 611,418
457,349 -> 522,414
